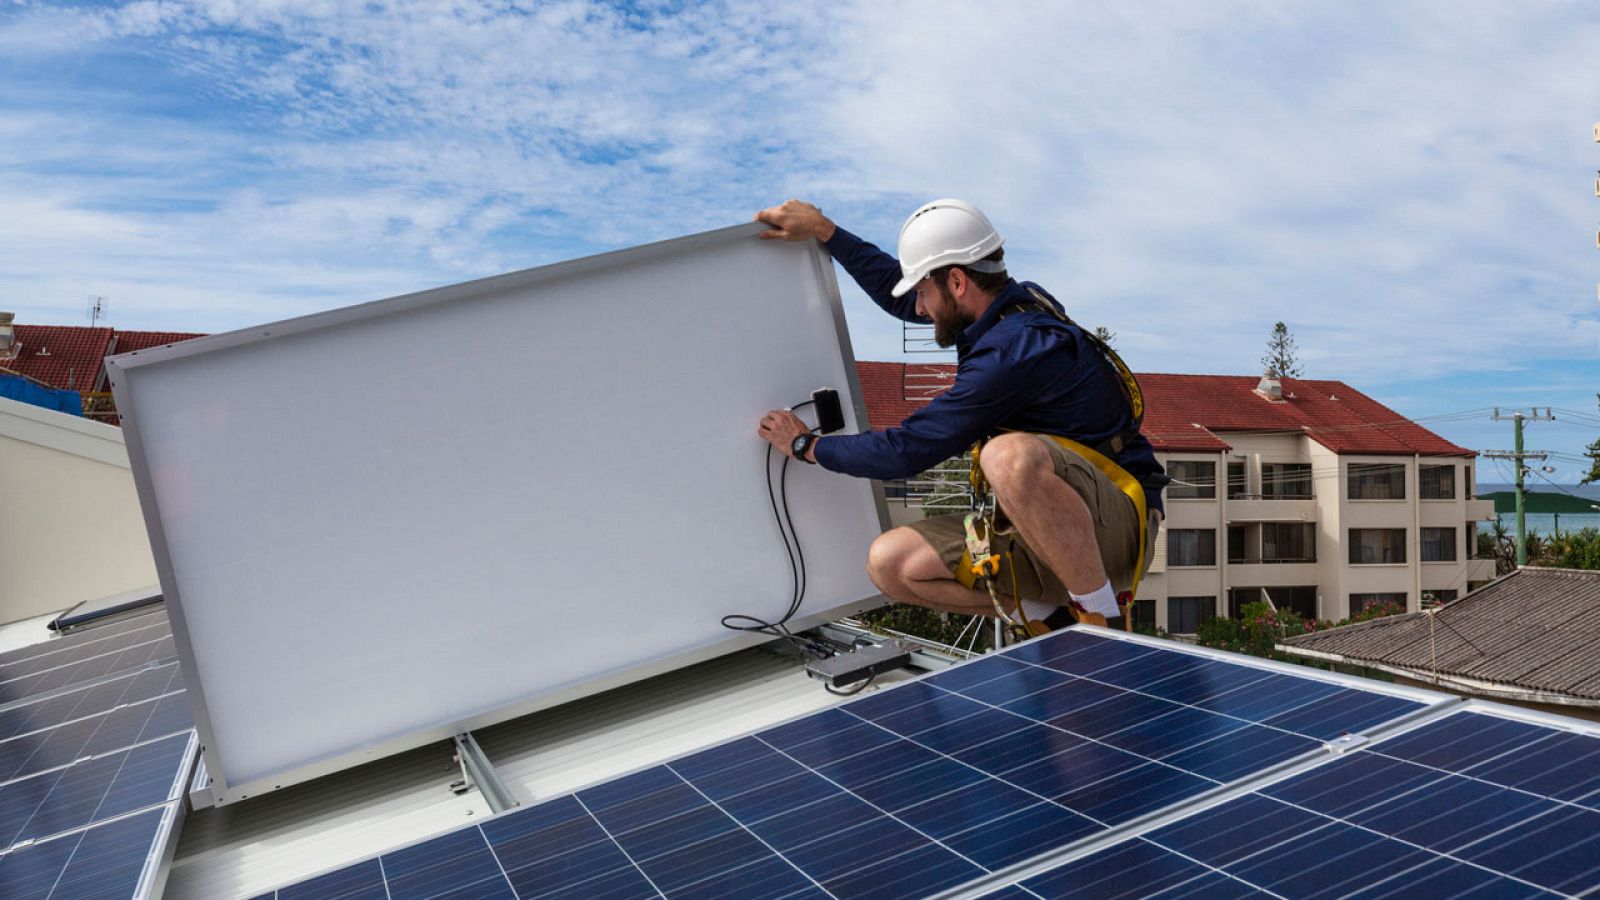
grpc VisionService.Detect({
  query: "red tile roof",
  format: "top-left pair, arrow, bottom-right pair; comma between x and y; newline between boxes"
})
108,330 -> 206,358
0,325 -> 206,396
1139,373 -> 1474,457
2,325 -> 114,391
853,363 -> 1473,458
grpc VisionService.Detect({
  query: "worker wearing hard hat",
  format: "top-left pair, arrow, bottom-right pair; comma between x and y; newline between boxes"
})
755,199 -> 1165,632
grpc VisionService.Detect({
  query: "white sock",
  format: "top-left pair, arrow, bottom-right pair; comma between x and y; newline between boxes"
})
1019,598 -> 1056,622
1070,581 -> 1120,618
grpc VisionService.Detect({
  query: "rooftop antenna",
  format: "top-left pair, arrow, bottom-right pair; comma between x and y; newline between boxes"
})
88,295 -> 107,327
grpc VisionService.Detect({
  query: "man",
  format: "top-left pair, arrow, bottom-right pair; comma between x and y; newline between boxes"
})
754,198 -> 1165,631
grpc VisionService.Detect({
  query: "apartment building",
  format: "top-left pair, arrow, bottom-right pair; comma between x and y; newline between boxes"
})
1138,374 -> 1497,632
856,363 -> 1498,633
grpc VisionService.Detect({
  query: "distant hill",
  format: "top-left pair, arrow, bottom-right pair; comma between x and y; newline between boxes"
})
1479,489 -> 1600,514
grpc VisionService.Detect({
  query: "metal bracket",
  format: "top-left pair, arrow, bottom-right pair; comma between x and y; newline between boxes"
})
451,732 -> 520,813
1324,733 -> 1370,754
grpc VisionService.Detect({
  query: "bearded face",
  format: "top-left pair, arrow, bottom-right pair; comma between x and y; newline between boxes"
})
930,277 -> 976,348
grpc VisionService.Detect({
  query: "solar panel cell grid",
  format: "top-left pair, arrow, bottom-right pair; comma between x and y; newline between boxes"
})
0,662 -> 184,742
263,629 -> 1438,899
0,610 -> 167,670
0,732 -> 192,849
0,806 -> 172,900
0,635 -> 177,706
994,708 -> 1598,899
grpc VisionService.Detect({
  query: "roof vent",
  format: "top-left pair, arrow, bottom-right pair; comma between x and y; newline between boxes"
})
1254,373 -> 1284,402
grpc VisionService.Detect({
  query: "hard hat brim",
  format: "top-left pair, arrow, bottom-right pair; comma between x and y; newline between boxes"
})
890,274 -> 920,298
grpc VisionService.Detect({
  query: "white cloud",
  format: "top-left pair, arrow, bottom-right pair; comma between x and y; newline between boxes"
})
0,0 -> 1593,427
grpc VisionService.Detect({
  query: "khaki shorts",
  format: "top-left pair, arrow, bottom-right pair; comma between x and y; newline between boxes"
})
906,435 -> 1159,605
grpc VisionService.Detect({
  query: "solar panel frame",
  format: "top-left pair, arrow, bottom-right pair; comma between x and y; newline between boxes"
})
0,801 -> 188,900
0,604 -> 197,900
946,699 -> 1600,899
259,627 -> 1456,899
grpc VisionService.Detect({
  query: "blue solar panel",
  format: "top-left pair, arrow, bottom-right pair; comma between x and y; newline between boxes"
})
987,705 -> 1600,898
0,805 -> 179,900
0,661 -> 183,742
262,628 -> 1442,899
0,607 -> 196,900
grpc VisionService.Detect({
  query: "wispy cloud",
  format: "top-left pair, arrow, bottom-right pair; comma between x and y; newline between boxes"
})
0,0 -> 1596,465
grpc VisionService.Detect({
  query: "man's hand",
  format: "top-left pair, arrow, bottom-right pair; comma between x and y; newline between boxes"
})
754,199 -> 837,243
758,408 -> 815,461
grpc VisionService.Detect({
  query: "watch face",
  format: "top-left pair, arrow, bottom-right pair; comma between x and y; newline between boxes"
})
792,435 -> 810,455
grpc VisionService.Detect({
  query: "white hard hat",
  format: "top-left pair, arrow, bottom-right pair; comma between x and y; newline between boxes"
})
890,199 -> 1006,297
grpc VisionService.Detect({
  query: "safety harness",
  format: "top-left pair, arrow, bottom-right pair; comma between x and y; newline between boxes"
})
955,288 -> 1152,640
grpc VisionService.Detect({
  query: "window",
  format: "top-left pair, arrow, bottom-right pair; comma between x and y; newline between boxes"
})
1167,596 -> 1215,633
1227,461 -> 1249,499
1421,527 -> 1457,562
1350,592 -> 1407,616
1168,529 -> 1217,567
1262,523 -> 1316,563
1167,460 -> 1216,499
1467,580 -> 1491,593
1132,598 -> 1156,630
1261,463 -> 1313,499
1265,585 -> 1319,621
1348,463 -> 1406,500
1420,465 -> 1456,500
1227,587 -> 1260,619
1349,528 -> 1407,564
1229,586 -> 1316,619
1227,525 -> 1248,564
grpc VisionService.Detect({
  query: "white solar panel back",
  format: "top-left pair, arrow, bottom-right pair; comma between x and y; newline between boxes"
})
108,224 -> 887,804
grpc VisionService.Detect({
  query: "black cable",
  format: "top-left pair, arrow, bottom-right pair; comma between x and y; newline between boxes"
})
824,670 -> 876,696
723,400 -> 832,659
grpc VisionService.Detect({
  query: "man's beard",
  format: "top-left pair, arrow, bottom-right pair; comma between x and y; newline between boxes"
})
932,283 -> 975,348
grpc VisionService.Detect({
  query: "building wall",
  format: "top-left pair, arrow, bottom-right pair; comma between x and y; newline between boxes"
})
1142,438 -> 1494,633
0,398 -> 157,623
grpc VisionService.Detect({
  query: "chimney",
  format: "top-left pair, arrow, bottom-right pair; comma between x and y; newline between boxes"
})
0,312 -> 13,358
1254,372 -> 1284,402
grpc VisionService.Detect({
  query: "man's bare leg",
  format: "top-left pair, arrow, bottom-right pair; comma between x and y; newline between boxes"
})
865,527 -> 1016,617
978,433 -> 1107,595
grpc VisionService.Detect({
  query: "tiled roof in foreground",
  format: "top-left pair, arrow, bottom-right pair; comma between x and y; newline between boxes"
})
1279,568 -> 1600,704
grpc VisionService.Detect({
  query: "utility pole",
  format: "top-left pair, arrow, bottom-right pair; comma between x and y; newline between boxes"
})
1483,408 -> 1554,566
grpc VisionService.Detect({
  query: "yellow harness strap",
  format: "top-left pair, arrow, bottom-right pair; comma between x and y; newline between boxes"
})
961,434 -> 1149,629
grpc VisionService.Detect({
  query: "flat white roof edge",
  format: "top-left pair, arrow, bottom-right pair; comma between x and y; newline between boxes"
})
0,395 -> 129,467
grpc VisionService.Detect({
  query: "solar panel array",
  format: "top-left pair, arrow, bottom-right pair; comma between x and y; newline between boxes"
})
260,629 -> 1494,899
0,607 -> 197,900
982,706 -> 1600,898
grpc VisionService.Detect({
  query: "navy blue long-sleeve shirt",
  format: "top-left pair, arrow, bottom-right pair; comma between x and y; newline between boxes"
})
814,227 -> 1166,514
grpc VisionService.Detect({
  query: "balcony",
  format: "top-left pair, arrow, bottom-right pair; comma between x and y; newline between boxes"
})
1225,497 -> 1317,522
1466,499 -> 1496,521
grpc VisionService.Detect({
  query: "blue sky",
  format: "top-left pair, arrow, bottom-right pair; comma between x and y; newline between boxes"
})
2,1 -> 1597,481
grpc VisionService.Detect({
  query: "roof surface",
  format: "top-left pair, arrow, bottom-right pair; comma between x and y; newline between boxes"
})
852,362 -> 1473,457
0,325 -> 205,395
1281,567 -> 1600,702
3,324 -> 114,391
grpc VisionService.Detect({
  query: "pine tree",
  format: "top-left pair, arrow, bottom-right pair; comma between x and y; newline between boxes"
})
1093,325 -> 1116,347
1260,321 -> 1303,378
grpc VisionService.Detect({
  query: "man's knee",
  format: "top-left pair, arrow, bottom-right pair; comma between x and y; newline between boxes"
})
866,528 -> 948,595
979,432 -> 1053,489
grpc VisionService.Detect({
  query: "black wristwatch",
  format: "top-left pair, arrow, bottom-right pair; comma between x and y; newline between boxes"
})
791,432 -> 818,463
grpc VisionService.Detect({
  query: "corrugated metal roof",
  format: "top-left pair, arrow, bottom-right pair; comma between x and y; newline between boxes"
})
165,646 -> 897,898
1281,568 -> 1600,702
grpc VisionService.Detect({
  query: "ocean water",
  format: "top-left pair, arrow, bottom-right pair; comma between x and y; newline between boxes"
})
1478,513 -> 1600,537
